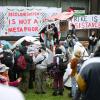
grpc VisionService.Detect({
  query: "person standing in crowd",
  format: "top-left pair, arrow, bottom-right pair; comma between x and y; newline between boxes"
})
46,24 -> 54,48
33,46 -> 48,94
70,24 -> 76,36
70,50 -> 82,100
51,47 -> 65,96
0,64 -> 22,86
13,45 -> 21,81
1,44 -> 14,81
39,25 -> 47,43
55,41 -> 66,55
58,42 -> 66,56
88,30 -> 97,54
66,34 -> 74,58
76,41 -> 100,100
0,48 -> 21,87
51,23 -> 59,43
70,24 -> 78,42
17,46 -> 33,93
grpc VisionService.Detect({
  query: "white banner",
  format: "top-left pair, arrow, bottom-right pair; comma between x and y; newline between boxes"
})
0,7 -> 62,36
69,15 -> 100,29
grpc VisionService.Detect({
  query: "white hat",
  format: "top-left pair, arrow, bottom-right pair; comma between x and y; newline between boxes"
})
0,64 -> 9,72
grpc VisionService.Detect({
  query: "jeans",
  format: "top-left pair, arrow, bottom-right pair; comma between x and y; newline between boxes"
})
71,77 -> 77,99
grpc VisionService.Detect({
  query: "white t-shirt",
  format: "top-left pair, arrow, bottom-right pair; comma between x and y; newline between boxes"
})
33,52 -> 48,69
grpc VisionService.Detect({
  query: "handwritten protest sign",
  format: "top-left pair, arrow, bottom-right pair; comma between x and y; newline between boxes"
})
0,7 -> 61,36
69,15 -> 100,29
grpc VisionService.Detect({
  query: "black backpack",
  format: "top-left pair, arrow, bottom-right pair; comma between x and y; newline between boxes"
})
2,51 -> 13,68
53,55 -> 67,72
53,56 -> 63,66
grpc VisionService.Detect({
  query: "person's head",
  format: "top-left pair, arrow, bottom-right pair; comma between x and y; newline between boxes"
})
55,48 -> 62,54
3,44 -> 10,50
15,45 -> 20,50
67,34 -> 72,40
74,50 -> 82,59
51,23 -> 55,28
91,31 -> 96,37
19,46 -> 27,54
71,24 -> 75,29
39,45 -> 46,54
0,64 -> 9,77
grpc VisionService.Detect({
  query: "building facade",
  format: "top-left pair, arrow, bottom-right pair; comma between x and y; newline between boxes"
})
1,0 -> 99,14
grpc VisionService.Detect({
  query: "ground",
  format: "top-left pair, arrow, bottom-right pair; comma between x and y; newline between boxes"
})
24,88 -> 72,100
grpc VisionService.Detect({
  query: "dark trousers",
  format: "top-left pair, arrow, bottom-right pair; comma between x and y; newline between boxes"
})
29,70 -> 35,89
8,69 -> 15,81
53,72 -> 64,90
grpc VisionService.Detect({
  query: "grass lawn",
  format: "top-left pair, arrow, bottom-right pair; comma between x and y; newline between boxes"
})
24,88 -> 72,100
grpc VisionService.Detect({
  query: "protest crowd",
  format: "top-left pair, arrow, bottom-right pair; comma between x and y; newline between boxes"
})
0,23 -> 100,100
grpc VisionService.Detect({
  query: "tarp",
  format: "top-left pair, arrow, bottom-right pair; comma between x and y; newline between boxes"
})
48,10 -> 74,21
12,36 -> 40,49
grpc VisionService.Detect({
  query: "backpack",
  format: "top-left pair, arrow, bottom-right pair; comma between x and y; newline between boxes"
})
53,56 -> 67,71
17,55 -> 27,70
53,56 -> 63,66
2,51 -> 13,68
